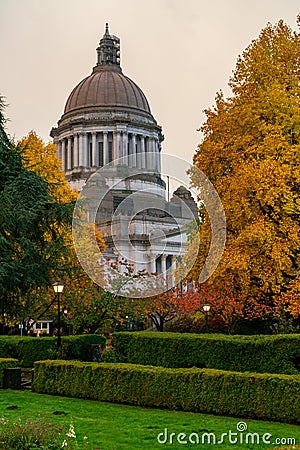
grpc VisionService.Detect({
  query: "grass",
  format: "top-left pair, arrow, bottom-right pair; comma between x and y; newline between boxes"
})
0,390 -> 299,449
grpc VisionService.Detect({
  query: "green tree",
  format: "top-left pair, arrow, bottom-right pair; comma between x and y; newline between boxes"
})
190,19 -> 300,317
0,100 -> 74,328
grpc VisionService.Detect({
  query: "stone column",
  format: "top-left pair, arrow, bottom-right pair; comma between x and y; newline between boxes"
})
85,133 -> 90,167
67,137 -> 72,171
141,136 -> 146,169
151,138 -> 157,172
161,254 -> 167,276
157,142 -> 162,175
122,132 -> 128,164
170,256 -> 176,288
78,133 -> 84,167
56,140 -> 62,160
117,131 -> 122,160
136,135 -> 142,169
150,137 -> 156,170
61,139 -> 66,172
127,134 -> 132,167
92,132 -> 98,167
73,134 -> 79,168
150,256 -> 156,274
103,131 -> 108,165
146,137 -> 151,170
113,131 -> 118,163
131,134 -> 137,167
153,138 -> 158,171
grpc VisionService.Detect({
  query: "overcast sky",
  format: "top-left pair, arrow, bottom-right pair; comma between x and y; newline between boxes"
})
1,0 -> 299,164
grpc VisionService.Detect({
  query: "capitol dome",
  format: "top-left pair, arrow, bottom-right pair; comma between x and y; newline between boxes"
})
64,67 -> 151,117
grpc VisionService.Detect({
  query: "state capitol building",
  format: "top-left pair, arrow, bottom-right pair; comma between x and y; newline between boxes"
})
51,24 -> 198,285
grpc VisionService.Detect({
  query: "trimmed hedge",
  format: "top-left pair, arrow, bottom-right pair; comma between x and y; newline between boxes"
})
0,358 -> 19,387
33,360 -> 300,424
0,335 -> 106,367
112,332 -> 300,374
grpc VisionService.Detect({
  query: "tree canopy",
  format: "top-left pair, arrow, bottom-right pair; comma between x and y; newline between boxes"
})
190,19 -> 300,317
18,131 -> 77,203
0,102 -> 74,322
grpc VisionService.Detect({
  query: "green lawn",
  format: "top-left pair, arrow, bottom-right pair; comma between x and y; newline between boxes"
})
0,390 -> 299,449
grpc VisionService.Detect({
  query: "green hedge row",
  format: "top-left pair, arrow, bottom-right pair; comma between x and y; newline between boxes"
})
112,332 -> 300,374
0,335 -> 106,367
0,358 -> 19,387
33,360 -> 300,424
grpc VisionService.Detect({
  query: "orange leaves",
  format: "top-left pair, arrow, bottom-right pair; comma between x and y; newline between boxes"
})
189,18 -> 300,308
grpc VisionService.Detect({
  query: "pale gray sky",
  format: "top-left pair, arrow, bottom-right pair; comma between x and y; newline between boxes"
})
1,0 -> 299,163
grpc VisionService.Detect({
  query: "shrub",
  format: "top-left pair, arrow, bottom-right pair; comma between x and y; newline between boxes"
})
0,335 -> 106,367
101,348 -> 117,363
0,358 -> 19,388
0,417 -> 90,449
112,332 -> 300,374
60,335 -> 106,362
33,360 -> 300,424
0,337 -> 20,359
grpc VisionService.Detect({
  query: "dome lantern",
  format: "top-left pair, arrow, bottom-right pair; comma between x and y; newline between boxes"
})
95,23 -> 121,71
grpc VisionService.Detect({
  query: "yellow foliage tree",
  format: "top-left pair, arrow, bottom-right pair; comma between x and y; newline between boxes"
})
189,19 -> 300,317
16,132 -> 106,330
18,131 -> 77,203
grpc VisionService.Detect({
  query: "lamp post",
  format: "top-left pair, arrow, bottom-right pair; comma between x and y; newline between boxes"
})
52,281 -> 64,349
203,303 -> 211,333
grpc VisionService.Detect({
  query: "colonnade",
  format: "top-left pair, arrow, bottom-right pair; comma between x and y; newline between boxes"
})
152,254 -> 176,275
57,130 -> 161,174
151,254 -> 176,285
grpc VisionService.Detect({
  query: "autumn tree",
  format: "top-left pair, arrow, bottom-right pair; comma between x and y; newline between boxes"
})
189,19 -> 300,318
18,131 -> 77,204
139,287 -> 199,332
16,132 -> 109,332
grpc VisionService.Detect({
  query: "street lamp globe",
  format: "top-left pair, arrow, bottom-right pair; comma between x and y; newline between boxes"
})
203,303 -> 211,313
52,281 -> 64,293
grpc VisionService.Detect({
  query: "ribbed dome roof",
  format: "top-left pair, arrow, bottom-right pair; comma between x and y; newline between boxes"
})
64,68 -> 151,115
